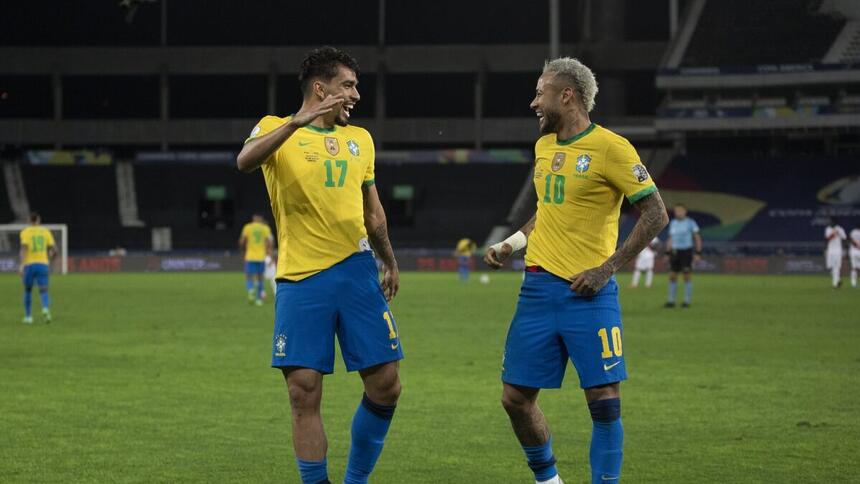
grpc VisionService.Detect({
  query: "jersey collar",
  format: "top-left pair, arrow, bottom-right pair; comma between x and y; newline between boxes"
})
303,124 -> 337,134
555,122 -> 596,146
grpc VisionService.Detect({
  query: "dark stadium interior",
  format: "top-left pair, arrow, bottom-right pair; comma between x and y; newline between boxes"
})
1,0 -> 859,256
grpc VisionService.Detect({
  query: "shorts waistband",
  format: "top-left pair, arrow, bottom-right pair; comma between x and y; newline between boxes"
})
525,265 -> 547,273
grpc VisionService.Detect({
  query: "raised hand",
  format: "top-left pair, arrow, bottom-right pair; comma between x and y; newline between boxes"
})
289,94 -> 344,127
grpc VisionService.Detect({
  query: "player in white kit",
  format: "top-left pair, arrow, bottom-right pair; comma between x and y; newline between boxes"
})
264,254 -> 278,297
849,225 -> 860,288
631,237 -> 660,288
825,220 -> 847,289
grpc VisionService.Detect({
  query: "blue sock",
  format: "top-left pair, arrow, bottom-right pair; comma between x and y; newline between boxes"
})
345,393 -> 396,484
684,281 -> 693,304
588,398 -> 623,484
296,458 -> 328,484
522,437 -> 558,482
256,279 -> 264,298
667,281 -> 677,303
39,289 -> 49,309
24,289 -> 32,317
245,278 -> 253,292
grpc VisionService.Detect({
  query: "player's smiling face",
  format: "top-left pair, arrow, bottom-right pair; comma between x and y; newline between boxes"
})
321,65 -> 360,126
530,74 -> 565,135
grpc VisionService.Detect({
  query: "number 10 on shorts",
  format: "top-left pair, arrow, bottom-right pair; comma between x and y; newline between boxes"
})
598,327 -> 622,358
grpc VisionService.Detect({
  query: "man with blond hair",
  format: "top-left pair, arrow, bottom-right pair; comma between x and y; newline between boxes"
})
485,57 -> 668,484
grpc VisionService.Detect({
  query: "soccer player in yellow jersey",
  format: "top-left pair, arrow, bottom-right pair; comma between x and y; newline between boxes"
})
18,212 -> 56,324
454,237 -> 477,281
484,58 -> 668,484
237,47 -> 401,484
238,214 -> 273,305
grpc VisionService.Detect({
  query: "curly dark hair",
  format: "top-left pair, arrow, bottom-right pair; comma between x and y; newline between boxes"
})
298,46 -> 360,95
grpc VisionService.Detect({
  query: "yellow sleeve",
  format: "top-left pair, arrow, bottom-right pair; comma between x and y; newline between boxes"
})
244,115 -> 284,144
363,131 -> 376,186
240,224 -> 250,239
604,138 -> 657,203
19,229 -> 28,245
264,225 -> 273,239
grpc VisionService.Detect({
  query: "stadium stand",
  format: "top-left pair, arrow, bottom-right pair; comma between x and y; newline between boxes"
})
682,0 -> 845,66
656,155 -> 860,243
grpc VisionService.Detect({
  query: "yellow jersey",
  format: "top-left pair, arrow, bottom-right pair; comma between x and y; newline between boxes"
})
455,238 -> 475,256
525,123 -> 658,279
246,115 -> 375,281
20,225 -> 56,265
240,221 -> 273,262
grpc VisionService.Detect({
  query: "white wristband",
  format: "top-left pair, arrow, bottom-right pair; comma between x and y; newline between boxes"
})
491,231 -> 527,253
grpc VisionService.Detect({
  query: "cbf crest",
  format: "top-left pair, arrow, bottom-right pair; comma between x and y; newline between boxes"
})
576,154 -> 591,174
551,152 -> 566,171
274,334 -> 287,357
325,137 -> 340,156
347,139 -> 360,156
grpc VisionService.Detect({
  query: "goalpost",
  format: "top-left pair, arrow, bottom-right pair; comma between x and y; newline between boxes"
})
0,224 -> 69,275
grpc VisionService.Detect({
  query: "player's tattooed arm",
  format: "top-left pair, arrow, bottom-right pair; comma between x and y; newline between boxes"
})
571,191 -> 669,296
484,213 -> 536,269
519,213 -> 537,237
363,184 -> 399,301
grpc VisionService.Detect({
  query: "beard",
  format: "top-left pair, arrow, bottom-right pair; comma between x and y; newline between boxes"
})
335,114 -> 349,127
540,109 -> 562,134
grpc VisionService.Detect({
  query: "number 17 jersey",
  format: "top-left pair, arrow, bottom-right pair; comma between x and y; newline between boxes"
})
247,115 -> 376,281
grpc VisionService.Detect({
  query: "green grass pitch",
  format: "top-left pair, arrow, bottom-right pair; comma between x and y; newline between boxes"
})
1,271 -> 859,483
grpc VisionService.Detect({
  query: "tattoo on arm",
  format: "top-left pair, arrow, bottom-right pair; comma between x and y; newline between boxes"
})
519,213 -> 537,237
604,192 -> 669,273
368,222 -> 397,269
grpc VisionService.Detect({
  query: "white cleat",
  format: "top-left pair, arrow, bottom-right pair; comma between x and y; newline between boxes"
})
537,476 -> 563,484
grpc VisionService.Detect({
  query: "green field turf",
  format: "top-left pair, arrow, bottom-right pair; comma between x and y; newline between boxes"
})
1,271 -> 859,483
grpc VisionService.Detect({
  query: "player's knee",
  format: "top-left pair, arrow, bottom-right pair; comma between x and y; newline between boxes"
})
501,389 -> 531,415
368,373 -> 401,405
287,378 -> 321,411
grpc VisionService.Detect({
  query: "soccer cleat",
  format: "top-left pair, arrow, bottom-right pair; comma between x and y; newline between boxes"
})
22,316 -> 33,325
536,476 -> 564,484
682,302 -> 690,308
42,308 -> 52,323
247,290 -> 256,304
664,302 -> 675,308
254,299 -> 263,306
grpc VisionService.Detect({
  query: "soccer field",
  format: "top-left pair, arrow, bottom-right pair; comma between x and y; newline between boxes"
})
1,272 -> 858,483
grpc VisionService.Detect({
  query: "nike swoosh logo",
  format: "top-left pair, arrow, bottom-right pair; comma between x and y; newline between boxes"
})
391,343 -> 399,350
603,361 -> 621,371
298,141 -> 312,146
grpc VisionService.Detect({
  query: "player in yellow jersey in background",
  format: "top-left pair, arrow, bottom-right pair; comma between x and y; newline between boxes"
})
454,237 -> 477,281
18,212 -> 56,324
485,58 -> 668,484
238,214 -> 273,305
237,47 -> 401,484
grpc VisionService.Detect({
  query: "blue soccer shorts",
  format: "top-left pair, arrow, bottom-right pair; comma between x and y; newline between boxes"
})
502,271 -> 627,389
22,263 -> 50,290
271,251 -> 403,374
245,261 -> 265,275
